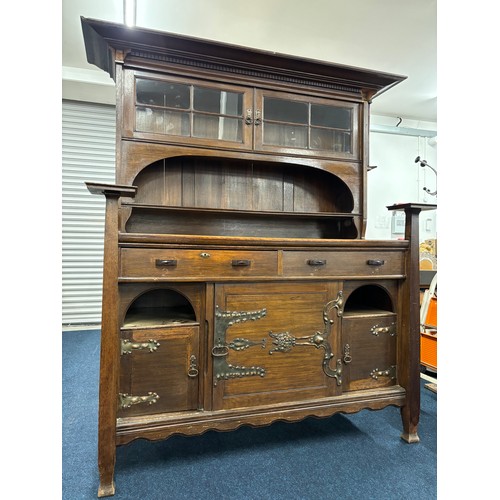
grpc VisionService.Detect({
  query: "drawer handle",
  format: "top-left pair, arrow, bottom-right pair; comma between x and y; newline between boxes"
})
367,259 -> 385,266
155,259 -> 178,267
232,259 -> 251,267
307,259 -> 326,266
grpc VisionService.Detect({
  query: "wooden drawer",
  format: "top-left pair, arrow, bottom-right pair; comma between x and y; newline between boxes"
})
121,248 -> 278,278
282,250 -> 404,277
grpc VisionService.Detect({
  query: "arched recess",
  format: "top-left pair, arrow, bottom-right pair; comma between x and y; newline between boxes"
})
343,283 -> 395,314
130,156 -> 355,214
123,288 -> 197,328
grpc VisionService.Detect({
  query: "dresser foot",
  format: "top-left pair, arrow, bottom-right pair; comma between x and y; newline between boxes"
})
98,479 -> 115,497
400,400 -> 420,443
400,431 -> 420,443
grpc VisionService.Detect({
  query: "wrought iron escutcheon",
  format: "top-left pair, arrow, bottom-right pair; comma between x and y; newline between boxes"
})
268,291 -> 344,385
213,306 -> 267,385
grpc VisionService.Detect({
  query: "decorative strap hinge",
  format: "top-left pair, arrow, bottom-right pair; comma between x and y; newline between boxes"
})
370,365 -> 397,380
370,323 -> 396,337
121,339 -> 160,354
213,307 -> 267,385
119,392 -> 159,409
268,291 -> 344,385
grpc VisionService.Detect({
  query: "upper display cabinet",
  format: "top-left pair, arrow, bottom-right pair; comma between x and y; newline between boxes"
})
81,16 -> 406,238
81,17 -> 405,156
123,72 -> 359,159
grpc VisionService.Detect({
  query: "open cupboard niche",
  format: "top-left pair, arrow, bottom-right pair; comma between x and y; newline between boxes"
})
119,284 -> 204,417
122,288 -> 197,328
122,156 -> 359,239
342,283 -> 398,393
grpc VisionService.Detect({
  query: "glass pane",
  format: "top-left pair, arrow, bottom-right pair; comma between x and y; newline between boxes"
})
193,114 -> 242,142
136,79 -> 190,109
311,104 -> 351,130
311,128 -> 351,152
264,98 -> 308,124
263,123 -> 307,148
136,107 -> 190,136
193,87 -> 243,117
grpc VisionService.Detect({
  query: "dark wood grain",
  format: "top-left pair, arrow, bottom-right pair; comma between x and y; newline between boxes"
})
81,17 -> 430,498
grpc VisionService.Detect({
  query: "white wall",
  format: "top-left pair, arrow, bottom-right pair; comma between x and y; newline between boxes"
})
365,115 -> 437,243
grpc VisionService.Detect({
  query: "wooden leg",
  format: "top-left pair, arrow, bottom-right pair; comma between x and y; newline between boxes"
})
387,204 -> 435,445
96,194 -> 120,496
400,405 -> 420,443
98,471 -> 115,498
97,374 -> 118,497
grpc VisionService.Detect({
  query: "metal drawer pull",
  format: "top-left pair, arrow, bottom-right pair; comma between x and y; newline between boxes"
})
367,259 -> 385,266
232,259 -> 251,267
307,259 -> 326,266
155,259 -> 177,267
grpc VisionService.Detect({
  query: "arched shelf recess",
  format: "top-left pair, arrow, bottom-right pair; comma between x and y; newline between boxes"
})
123,288 -> 197,329
124,156 -> 358,239
343,284 -> 394,316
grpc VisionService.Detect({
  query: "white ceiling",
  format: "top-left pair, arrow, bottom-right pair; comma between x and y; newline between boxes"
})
62,0 -> 437,123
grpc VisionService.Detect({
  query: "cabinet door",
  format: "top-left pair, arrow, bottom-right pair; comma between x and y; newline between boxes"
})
118,325 -> 200,417
254,90 -> 359,159
341,313 -> 397,391
212,282 -> 343,411
123,71 -> 254,150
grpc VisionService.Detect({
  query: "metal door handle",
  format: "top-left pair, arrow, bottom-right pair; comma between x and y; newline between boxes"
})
187,355 -> 199,378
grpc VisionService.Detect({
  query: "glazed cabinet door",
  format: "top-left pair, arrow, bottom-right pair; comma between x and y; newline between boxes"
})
212,282 -> 344,410
122,71 -> 254,150
254,90 -> 360,159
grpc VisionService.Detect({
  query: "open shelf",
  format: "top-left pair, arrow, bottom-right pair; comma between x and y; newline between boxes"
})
122,203 -> 360,219
123,204 -> 359,239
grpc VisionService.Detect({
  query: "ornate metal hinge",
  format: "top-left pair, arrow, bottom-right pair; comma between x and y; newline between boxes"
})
213,306 -> 267,385
119,392 -> 159,409
121,339 -> 160,355
370,323 -> 396,337
268,291 -> 344,385
370,365 -> 397,380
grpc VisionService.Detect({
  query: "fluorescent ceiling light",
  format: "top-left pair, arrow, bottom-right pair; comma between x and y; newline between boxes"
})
124,0 -> 136,27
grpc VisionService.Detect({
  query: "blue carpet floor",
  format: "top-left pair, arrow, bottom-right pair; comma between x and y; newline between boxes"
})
63,329 -> 437,499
